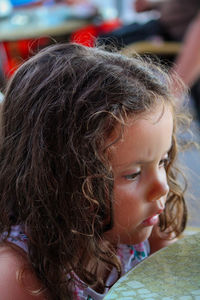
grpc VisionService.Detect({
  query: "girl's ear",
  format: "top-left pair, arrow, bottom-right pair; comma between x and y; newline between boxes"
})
0,244 -> 48,300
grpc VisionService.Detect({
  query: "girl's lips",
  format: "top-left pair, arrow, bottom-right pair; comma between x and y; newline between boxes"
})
142,214 -> 159,227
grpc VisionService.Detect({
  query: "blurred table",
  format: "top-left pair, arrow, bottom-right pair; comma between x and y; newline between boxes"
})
0,4 -> 95,41
104,233 -> 200,299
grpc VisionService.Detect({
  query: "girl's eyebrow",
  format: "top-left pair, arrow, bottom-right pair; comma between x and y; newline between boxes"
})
115,143 -> 173,168
135,143 -> 173,164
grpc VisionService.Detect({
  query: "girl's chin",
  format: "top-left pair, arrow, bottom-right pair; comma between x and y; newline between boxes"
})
111,227 -> 154,246
104,225 -> 154,246
125,226 -> 154,245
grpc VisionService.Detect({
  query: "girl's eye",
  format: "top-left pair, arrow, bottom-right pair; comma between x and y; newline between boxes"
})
159,157 -> 170,168
124,171 -> 141,181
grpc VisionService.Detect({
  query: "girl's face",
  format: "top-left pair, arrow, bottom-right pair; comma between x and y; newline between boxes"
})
104,104 -> 173,246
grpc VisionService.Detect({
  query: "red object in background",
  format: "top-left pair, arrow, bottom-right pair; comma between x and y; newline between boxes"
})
97,18 -> 122,35
70,24 -> 98,47
1,18 -> 122,79
2,37 -> 50,78
70,18 -> 122,47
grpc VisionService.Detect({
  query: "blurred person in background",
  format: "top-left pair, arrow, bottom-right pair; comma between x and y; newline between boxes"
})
171,12 -> 200,96
100,0 -> 200,111
100,0 -> 200,47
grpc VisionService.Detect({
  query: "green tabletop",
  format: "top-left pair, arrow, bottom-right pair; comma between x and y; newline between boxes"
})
104,233 -> 200,299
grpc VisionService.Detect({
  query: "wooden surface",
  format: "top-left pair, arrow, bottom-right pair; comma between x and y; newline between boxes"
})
121,41 -> 181,56
0,5 -> 91,41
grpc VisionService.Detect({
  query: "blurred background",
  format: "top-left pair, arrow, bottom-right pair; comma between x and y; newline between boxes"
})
0,0 -> 199,231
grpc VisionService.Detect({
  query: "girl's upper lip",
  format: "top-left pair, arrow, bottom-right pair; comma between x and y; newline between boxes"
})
144,209 -> 164,222
142,214 -> 159,226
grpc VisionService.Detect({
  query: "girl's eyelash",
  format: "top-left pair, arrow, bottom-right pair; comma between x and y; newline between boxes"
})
124,156 -> 171,180
124,171 -> 141,180
159,157 -> 170,167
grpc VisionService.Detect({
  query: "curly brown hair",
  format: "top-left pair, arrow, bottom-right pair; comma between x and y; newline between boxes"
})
0,43 -> 187,299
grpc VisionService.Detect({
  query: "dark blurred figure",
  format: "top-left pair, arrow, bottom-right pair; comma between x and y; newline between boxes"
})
99,0 -> 200,47
171,12 -> 200,120
100,0 -> 200,120
0,44 -> 7,92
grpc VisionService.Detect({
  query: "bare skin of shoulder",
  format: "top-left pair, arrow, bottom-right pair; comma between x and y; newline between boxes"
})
0,243 -> 48,300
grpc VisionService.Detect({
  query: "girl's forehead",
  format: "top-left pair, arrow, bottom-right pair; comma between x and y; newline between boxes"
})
132,104 -> 173,125
104,103 -> 174,157
109,103 -> 173,140
106,104 -> 174,168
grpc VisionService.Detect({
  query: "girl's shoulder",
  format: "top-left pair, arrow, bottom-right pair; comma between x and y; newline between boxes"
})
0,242 -> 47,299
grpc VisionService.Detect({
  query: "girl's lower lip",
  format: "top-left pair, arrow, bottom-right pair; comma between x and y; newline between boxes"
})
142,214 -> 159,227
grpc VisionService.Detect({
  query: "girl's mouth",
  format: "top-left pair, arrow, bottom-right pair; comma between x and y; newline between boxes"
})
142,214 -> 159,226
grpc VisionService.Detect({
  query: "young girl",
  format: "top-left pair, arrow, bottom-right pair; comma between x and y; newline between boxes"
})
0,43 -> 187,299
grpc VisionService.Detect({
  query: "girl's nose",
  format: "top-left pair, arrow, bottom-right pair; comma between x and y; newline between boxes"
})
146,172 -> 169,202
